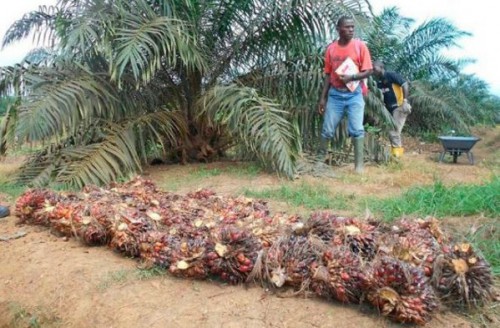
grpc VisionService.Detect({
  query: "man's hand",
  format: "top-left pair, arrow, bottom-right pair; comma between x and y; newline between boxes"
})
318,99 -> 326,115
402,99 -> 412,114
339,74 -> 355,84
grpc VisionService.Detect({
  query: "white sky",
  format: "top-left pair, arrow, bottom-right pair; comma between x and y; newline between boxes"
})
0,0 -> 56,66
1,0 -> 499,95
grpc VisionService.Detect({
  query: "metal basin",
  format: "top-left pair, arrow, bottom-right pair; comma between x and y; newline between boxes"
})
438,136 -> 481,164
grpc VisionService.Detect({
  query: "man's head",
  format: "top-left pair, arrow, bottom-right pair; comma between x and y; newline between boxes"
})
373,60 -> 385,77
336,16 -> 355,42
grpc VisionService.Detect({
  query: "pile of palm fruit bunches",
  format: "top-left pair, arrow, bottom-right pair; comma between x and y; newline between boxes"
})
15,177 -> 497,325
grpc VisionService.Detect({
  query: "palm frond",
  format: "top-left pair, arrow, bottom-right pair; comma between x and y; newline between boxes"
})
17,109 -> 187,188
1,5 -> 59,49
14,64 -> 121,141
395,18 -> 471,77
0,64 -> 30,97
409,81 -> 469,133
111,0 -> 206,86
22,48 -> 58,65
56,125 -> 141,188
200,84 -> 300,177
0,104 -> 13,155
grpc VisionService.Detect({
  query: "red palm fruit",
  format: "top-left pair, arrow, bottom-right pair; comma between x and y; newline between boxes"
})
206,226 -> 261,284
312,246 -> 372,303
187,189 -> 216,199
205,225 -> 262,284
108,216 -> 154,257
138,231 -> 178,268
264,233 -> 324,289
78,219 -> 109,246
378,218 -> 443,276
396,217 -> 447,244
307,212 -> 378,259
367,257 -> 438,325
15,189 -> 59,225
168,237 -> 211,279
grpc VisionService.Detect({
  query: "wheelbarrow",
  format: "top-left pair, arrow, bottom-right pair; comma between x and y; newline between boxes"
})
438,136 -> 481,164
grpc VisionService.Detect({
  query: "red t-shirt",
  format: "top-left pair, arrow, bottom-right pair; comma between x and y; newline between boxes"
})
324,39 -> 372,89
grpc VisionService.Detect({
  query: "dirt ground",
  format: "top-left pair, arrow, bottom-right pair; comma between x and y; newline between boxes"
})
0,127 -> 498,328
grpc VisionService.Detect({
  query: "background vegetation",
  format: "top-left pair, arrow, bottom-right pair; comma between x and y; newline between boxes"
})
0,0 -> 498,188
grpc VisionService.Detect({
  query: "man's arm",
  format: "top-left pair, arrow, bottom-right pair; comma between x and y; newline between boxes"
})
340,69 -> 373,84
341,40 -> 373,83
401,81 -> 412,113
402,82 -> 409,100
318,74 -> 330,115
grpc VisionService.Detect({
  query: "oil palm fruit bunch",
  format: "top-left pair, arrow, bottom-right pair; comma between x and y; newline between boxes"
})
378,232 -> 441,277
109,176 -> 160,203
186,188 -> 217,200
431,243 -> 495,308
312,246 -> 371,303
307,211 -> 378,259
379,218 -> 446,276
78,217 -> 109,246
168,236 -> 212,279
367,257 -> 438,325
235,211 -> 300,249
207,226 -> 261,284
271,234 -> 325,289
138,231 -> 178,268
394,217 -> 447,244
15,189 -> 59,225
108,214 -> 156,257
46,200 -> 86,237
186,189 -> 270,223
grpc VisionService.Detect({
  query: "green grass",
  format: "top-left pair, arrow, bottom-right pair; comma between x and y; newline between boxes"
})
244,183 -> 356,211
366,177 -> 500,221
0,169 -> 26,201
224,162 -> 262,177
135,267 -> 166,280
243,177 -> 499,220
159,162 -> 263,192
8,302 -> 61,328
0,181 -> 26,201
97,269 -> 134,290
190,167 -> 224,178
97,267 -> 166,290
466,222 -> 500,276
190,162 -> 263,179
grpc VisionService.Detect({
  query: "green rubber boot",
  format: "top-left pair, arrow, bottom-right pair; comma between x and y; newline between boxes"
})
316,137 -> 328,161
354,137 -> 364,173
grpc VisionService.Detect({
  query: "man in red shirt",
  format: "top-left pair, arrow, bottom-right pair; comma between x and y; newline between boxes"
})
318,16 -> 373,173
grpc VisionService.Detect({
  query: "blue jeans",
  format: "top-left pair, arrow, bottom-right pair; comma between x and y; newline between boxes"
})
321,86 -> 365,139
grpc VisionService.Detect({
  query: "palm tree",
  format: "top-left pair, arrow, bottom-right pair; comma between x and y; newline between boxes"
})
0,0 -> 372,187
364,7 -> 497,134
